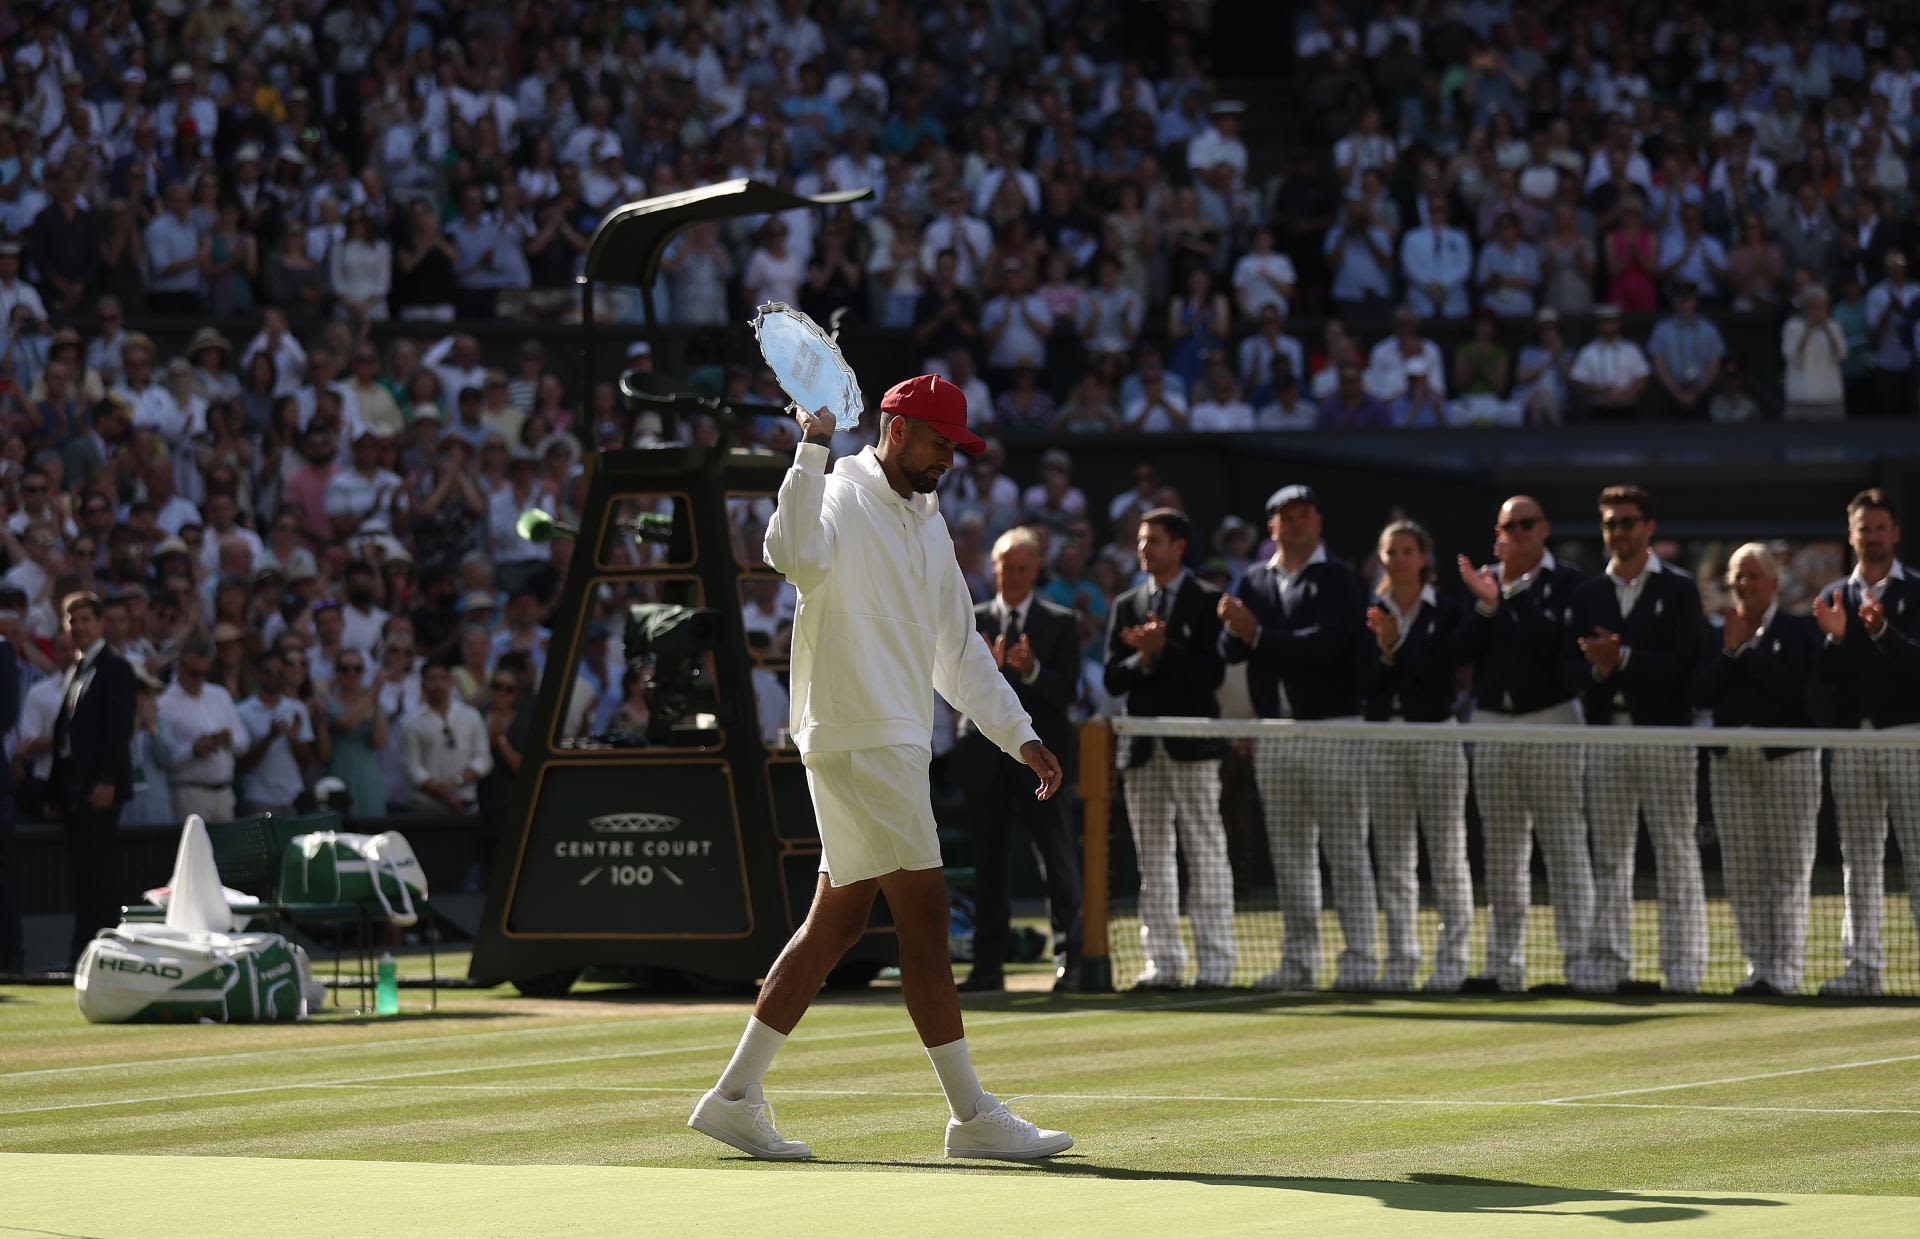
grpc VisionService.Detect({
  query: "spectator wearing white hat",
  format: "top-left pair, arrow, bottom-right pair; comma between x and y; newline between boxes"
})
100,67 -> 151,160
581,136 -> 645,211
325,429 -> 403,541
1783,285 -> 1848,421
1570,304 -> 1651,417
1186,100 -> 1248,186
1389,358 -> 1447,428
154,63 -> 216,156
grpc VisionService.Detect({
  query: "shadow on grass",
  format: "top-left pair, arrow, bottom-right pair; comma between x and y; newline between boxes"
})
309,1009 -> 519,1025
1321,1010 -> 1678,1026
794,1161 -> 1783,1222
921,991 -> 1687,1026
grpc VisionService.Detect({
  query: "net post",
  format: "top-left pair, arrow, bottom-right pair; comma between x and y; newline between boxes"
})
1076,716 -> 1115,993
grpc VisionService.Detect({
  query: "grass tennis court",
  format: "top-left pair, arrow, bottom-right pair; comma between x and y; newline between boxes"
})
3,952 -> 1917,1236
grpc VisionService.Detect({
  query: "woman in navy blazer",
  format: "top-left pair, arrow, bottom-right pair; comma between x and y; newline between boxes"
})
1690,543 -> 1823,995
1362,521 -> 1473,991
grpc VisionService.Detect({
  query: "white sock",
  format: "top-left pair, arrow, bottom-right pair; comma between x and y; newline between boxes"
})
926,1037 -> 985,1121
715,1017 -> 787,1100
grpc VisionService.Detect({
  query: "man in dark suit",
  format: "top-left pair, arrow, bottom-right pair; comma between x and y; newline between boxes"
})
956,528 -> 1084,993
48,592 -> 136,970
1219,484 -> 1375,991
1103,508 -> 1233,988
0,632 -> 20,972
1810,488 -> 1920,996
1565,485 -> 1706,993
1457,495 -> 1598,992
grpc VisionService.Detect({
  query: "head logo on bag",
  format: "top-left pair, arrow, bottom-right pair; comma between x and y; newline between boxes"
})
98,958 -> 184,979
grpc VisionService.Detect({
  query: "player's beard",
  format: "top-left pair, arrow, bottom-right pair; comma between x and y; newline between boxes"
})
911,465 -> 943,494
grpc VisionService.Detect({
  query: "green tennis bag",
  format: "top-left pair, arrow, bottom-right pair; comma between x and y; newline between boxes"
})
74,925 -> 321,1024
280,831 -> 428,926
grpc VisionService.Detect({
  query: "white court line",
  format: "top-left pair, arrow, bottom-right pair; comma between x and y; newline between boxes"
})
1552,1100 -> 1920,1118
0,992 -> 1279,1117
304,1082 -> 1920,1119
1541,1053 -> 1920,1103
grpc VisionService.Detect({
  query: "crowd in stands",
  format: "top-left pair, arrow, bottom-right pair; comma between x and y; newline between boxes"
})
4,1 -> 1920,434
0,0 -> 1909,848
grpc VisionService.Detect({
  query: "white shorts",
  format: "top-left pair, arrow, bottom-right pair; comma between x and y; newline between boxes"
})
802,744 -> 941,886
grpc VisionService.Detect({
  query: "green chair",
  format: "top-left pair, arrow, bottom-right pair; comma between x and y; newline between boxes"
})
118,815 -> 275,929
268,812 -> 438,1012
119,812 -> 437,1011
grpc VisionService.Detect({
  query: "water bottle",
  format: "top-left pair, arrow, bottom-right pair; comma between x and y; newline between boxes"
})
375,952 -> 399,1015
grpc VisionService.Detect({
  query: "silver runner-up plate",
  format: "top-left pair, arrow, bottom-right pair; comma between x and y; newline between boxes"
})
751,302 -> 864,431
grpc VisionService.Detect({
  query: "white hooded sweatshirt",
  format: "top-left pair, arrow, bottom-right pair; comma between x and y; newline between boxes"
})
764,441 -> 1039,760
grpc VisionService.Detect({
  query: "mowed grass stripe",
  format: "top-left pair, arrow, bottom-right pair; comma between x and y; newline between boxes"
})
6,1060 -> 1918,1194
0,991 -> 1290,1113
6,983 -> 1918,1195
11,994 -> 1903,1115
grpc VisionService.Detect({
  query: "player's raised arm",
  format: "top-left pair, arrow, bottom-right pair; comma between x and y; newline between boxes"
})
762,408 -> 837,594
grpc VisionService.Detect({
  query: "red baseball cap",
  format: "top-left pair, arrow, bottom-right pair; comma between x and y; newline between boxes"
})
879,374 -> 985,456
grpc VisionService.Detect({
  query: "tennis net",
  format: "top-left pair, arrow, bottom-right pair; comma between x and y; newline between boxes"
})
1074,716 -> 1919,997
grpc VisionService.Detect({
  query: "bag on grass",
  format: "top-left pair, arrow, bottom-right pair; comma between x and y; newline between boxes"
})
281,830 -> 428,927
74,925 -> 323,1024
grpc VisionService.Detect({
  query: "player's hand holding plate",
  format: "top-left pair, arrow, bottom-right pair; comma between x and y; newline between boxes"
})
751,303 -> 864,434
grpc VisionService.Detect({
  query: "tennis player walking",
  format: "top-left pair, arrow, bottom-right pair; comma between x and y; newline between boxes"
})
689,375 -> 1072,1161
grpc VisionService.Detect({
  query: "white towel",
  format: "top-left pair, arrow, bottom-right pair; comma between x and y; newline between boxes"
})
163,815 -> 237,934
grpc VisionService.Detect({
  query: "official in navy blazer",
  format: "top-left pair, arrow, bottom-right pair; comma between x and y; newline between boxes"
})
1218,484 -> 1377,990
956,528 -> 1084,993
1456,495 -> 1597,992
1690,543 -> 1823,996
1566,485 -> 1706,993
1361,520 -> 1472,992
1103,508 -> 1234,987
1809,488 -> 1920,996
47,593 -> 136,969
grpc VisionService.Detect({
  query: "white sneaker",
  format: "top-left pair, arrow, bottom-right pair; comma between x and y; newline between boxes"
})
688,1084 -> 813,1160
1818,962 -> 1884,997
1253,962 -> 1314,991
945,1092 -> 1073,1161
